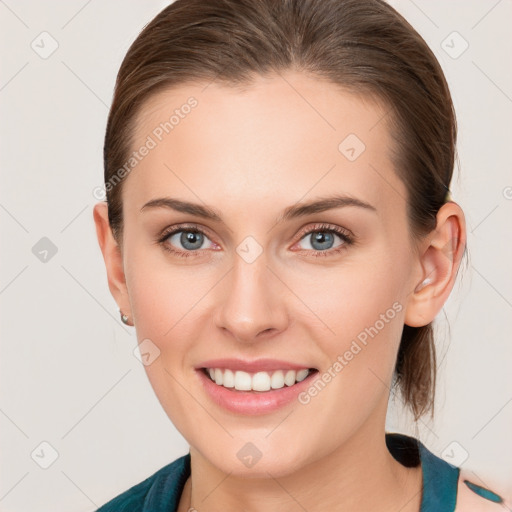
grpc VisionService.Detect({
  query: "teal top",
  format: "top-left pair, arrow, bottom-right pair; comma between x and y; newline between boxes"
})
96,432 -> 504,511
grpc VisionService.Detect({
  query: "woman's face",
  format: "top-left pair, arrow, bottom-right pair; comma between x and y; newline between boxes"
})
117,71 -> 421,476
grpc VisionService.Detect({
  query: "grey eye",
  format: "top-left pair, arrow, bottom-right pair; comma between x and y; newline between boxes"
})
298,231 -> 345,251
168,230 -> 210,251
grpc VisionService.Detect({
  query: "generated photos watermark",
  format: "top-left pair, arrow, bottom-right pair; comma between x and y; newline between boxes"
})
93,96 -> 199,200
298,301 -> 403,404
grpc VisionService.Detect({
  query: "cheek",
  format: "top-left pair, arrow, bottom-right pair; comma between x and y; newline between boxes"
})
124,254 -> 208,438
124,243 -> 222,381
125,242 -> 210,342
288,251 -> 407,344
288,279 -> 405,453
286,250 -> 409,401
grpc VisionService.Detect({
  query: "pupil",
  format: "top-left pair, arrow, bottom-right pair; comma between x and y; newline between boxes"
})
182,231 -> 203,249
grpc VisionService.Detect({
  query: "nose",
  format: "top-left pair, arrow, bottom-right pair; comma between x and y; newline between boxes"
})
214,249 -> 289,344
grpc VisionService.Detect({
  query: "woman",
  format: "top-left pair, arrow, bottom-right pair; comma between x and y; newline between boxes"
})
93,0 -> 507,510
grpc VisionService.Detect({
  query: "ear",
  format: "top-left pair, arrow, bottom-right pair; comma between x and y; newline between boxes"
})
404,201 -> 467,327
93,202 -> 133,326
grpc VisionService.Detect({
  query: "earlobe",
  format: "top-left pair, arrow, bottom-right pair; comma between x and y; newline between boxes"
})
404,202 -> 466,328
93,202 -> 132,321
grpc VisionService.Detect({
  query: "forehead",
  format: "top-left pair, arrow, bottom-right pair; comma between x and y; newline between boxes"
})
125,71 -> 405,218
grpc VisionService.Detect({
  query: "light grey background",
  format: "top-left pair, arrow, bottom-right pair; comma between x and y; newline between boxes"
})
1,1 -> 511,510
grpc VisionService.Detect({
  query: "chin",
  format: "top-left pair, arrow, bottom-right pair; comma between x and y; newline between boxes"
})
195,439 -> 312,479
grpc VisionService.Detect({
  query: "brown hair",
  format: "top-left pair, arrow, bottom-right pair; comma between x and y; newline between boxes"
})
103,0 -> 458,421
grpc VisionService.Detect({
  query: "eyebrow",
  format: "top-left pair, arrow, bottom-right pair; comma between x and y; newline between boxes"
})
140,194 -> 377,223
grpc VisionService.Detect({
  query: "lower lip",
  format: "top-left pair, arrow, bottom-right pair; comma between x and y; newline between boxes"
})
195,368 -> 319,415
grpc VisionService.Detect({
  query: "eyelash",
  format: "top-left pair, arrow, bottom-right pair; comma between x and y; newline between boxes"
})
156,222 -> 354,259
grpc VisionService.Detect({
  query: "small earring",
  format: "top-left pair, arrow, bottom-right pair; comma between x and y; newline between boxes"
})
414,277 -> 433,293
120,310 -> 130,325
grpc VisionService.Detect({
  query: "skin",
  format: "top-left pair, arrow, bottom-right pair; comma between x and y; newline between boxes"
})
94,70 -> 466,511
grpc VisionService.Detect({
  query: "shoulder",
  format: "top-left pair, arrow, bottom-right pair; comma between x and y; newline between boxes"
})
454,468 -> 510,512
389,433 -> 510,512
95,453 -> 190,512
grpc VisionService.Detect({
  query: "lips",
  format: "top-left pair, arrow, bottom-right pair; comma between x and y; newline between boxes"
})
195,363 -> 319,415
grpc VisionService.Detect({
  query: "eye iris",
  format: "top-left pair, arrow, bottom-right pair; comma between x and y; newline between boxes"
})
311,232 -> 334,251
181,231 -> 203,250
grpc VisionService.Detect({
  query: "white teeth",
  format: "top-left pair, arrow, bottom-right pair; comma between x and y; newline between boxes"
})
234,371 -> 252,391
284,370 -> 296,386
252,371 -> 271,392
222,369 -> 235,388
270,370 -> 285,389
296,369 -> 309,382
205,368 -> 313,391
